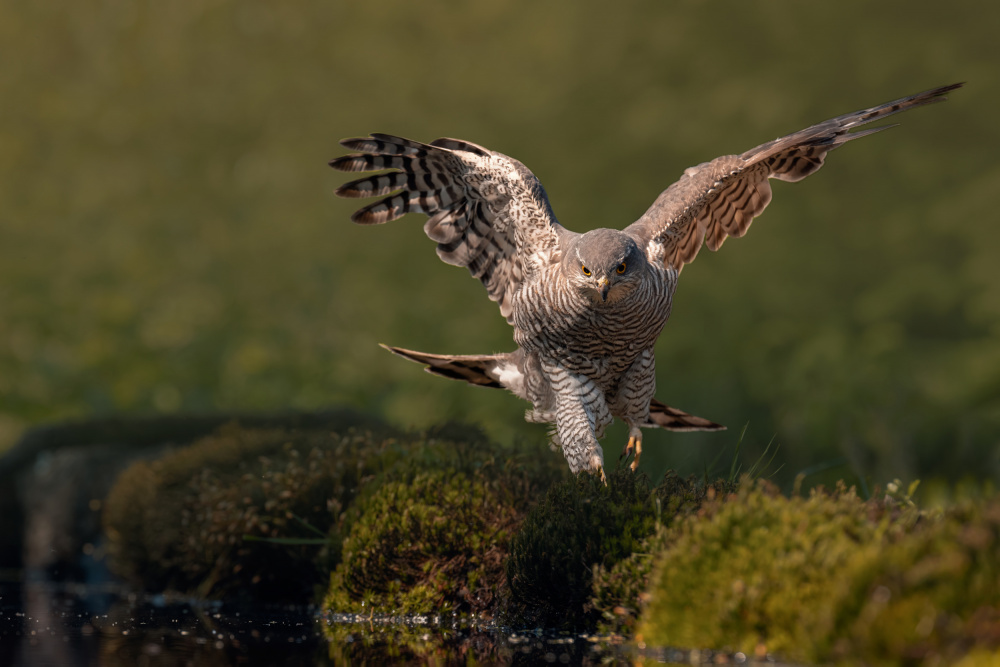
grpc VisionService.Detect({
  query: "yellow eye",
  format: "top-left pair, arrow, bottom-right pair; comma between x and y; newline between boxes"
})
581,265 -> 591,276
617,262 -> 627,274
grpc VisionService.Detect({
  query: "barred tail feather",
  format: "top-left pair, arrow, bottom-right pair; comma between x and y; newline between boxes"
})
380,344 -> 508,389
644,398 -> 726,432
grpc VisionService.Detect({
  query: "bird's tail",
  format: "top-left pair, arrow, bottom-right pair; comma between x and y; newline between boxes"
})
645,398 -> 726,432
382,344 -> 727,433
380,344 -> 509,389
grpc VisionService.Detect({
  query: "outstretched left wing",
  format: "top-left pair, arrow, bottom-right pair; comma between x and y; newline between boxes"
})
331,134 -> 564,324
626,83 -> 962,272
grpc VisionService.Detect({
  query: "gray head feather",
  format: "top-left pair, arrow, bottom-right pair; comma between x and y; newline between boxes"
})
566,229 -> 639,272
562,228 -> 646,303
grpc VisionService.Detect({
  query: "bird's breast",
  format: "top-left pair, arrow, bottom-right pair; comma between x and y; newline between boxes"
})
512,266 -> 673,372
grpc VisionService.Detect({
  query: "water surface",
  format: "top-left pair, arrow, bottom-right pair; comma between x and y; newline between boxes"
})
0,577 -> 774,665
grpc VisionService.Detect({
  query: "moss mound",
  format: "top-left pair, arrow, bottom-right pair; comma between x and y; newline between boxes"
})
322,423 -> 561,616
103,421 -> 404,601
325,466 -> 534,616
502,469 -> 738,630
638,481 -> 1000,665
105,418 -> 563,608
835,498 -> 1000,664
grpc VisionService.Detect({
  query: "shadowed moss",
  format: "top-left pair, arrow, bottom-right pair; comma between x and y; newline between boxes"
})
105,418 -> 563,607
638,481 -> 1000,665
103,420 -> 405,602
589,472 -> 738,636
502,468 -> 738,630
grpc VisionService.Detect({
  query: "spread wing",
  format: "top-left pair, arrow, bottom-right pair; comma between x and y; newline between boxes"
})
331,134 -> 564,324
626,83 -> 962,271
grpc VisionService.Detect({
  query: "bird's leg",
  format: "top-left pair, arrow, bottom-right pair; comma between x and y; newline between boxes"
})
551,388 -> 607,483
541,359 -> 610,483
621,422 -> 644,472
609,349 -> 656,473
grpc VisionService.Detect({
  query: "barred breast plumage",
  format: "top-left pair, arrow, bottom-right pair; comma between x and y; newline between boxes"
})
330,83 -> 961,480
513,257 -> 673,384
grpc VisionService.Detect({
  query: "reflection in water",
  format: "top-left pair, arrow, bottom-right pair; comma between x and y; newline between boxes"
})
1,580 -> 630,665
0,578 -> 771,665
324,612 -> 619,665
322,615 -> 777,666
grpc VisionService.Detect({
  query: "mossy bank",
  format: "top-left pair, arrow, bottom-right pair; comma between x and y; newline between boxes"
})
102,420 -> 1000,664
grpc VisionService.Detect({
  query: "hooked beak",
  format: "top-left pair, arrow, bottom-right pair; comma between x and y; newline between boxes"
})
597,276 -> 610,302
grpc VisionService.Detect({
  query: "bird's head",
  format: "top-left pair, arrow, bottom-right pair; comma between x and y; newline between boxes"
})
563,229 -> 645,304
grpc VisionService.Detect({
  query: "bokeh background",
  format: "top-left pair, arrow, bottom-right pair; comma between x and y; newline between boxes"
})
0,1 -> 996,496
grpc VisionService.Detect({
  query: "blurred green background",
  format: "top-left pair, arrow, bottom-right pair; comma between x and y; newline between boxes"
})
0,0 -> 996,492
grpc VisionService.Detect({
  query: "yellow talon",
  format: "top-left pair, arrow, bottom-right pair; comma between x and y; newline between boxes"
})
628,436 -> 642,472
599,466 -> 607,486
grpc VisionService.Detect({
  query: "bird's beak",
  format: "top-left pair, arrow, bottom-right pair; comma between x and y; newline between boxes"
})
597,276 -> 610,302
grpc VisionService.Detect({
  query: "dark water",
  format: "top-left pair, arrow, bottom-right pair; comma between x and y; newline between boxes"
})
0,578 -> 625,665
0,578 -> 328,666
0,577 -> 772,665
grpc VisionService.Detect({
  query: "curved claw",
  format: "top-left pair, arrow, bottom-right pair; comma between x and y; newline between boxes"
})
589,453 -> 608,486
622,435 -> 643,472
620,436 -> 635,460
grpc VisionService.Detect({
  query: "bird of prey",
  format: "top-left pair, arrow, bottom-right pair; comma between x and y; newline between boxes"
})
330,83 -> 961,481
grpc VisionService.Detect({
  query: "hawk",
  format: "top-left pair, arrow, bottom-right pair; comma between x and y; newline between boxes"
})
331,83 -> 961,481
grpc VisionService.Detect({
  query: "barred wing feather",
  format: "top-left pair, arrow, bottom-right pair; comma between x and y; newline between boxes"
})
331,134 -> 563,324
626,83 -> 962,271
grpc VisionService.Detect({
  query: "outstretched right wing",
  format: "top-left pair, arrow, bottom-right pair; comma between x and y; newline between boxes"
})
626,83 -> 962,272
331,134 -> 564,324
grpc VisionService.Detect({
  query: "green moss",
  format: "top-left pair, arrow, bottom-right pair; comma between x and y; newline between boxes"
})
322,425 -> 560,616
502,469 -> 738,630
638,481 -> 1000,665
324,468 -> 524,616
827,498 -> 1000,664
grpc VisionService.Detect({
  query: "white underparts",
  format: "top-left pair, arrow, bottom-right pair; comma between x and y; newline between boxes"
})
493,362 -> 527,399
